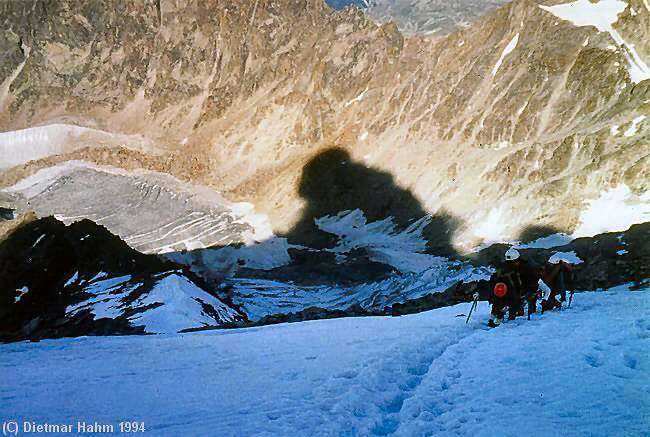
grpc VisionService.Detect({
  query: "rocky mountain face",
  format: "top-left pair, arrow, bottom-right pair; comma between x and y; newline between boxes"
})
0,215 -> 245,342
1,0 -> 647,253
0,0 -> 648,332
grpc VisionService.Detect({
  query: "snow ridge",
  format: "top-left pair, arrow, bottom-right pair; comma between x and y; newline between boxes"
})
66,273 -> 238,333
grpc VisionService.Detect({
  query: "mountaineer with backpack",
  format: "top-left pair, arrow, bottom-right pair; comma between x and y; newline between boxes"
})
486,247 -> 552,327
540,254 -> 576,312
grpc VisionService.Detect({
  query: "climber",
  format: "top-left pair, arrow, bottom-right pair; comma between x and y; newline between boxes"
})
540,254 -> 576,312
486,279 -> 519,327
487,247 -> 551,326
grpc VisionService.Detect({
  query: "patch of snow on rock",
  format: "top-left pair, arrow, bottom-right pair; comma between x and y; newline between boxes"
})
315,209 -> 444,273
31,234 -> 45,248
64,271 -> 79,287
14,286 -> 29,303
517,233 -> 573,249
344,87 -> 369,107
492,33 -> 519,76
573,184 -> 650,238
67,275 -> 134,320
539,0 -> 650,83
548,251 -> 583,264
623,115 -> 646,137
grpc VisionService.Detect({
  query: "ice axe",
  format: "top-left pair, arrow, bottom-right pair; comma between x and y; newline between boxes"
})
466,292 -> 479,324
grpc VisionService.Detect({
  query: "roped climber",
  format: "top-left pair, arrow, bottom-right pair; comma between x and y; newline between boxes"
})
487,247 -> 552,327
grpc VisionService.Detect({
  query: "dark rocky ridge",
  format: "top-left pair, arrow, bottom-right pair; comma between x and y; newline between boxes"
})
0,216 -> 245,343
1,212 -> 646,340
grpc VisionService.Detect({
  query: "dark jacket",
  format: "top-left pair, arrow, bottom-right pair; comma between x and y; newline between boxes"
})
543,261 -> 575,296
497,258 -> 541,296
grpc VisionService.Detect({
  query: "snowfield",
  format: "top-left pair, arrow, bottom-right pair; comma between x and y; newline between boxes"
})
63,273 -> 240,334
0,124 -> 155,169
0,285 -> 647,436
539,0 -> 650,83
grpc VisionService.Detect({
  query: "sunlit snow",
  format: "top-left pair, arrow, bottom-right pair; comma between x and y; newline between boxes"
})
623,115 -> 646,137
573,184 -> 650,238
539,0 -> 650,83
474,208 -> 508,246
492,33 -> 519,76
512,184 -> 648,250
548,251 -> 583,264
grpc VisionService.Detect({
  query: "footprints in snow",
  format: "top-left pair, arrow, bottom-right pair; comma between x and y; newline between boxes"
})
407,363 -> 429,377
634,318 -> 650,339
326,337 -> 466,436
584,353 -> 604,368
334,369 -> 358,380
583,340 -> 642,375
623,354 -> 637,370
371,338 -> 467,436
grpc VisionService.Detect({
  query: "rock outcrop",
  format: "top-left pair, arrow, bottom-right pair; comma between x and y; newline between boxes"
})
0,216 -> 245,342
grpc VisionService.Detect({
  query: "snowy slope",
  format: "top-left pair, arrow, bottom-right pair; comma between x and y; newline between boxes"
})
128,274 -> 241,333
1,285 -> 647,435
66,273 -> 241,334
488,184 -> 650,250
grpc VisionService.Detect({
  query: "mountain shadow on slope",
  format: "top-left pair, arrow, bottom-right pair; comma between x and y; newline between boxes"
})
229,147 -> 462,285
287,147 -> 459,257
517,225 -> 562,244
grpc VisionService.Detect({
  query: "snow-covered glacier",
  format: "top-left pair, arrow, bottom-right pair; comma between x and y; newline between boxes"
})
1,285 -> 647,435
